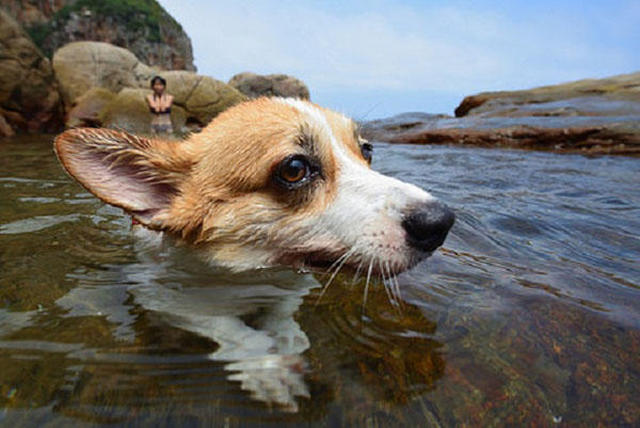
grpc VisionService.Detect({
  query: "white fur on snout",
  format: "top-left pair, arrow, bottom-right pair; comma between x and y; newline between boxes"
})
278,98 -> 437,272
319,150 -> 435,272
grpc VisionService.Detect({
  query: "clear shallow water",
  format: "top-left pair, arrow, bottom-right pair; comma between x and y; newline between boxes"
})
0,135 -> 639,426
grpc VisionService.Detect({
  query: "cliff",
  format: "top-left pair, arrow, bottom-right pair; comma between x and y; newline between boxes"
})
0,0 -> 195,71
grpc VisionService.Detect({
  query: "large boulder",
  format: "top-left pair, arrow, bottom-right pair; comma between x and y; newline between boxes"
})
229,72 -> 310,100
52,41 -> 154,108
162,71 -> 247,126
99,88 -> 184,135
52,41 -> 246,134
0,9 -> 63,135
95,72 -> 245,134
65,87 -> 115,128
52,41 -> 246,132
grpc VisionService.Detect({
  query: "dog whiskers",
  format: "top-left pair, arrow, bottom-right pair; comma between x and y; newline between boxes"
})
379,260 -> 396,308
385,260 -> 405,313
382,260 -> 397,304
323,249 -> 350,276
391,266 -> 404,309
314,248 -> 356,306
351,260 -> 364,285
362,257 -> 375,317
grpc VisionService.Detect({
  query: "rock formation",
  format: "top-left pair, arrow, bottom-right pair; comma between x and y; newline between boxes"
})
1,0 -> 195,71
229,72 -> 310,100
0,9 -> 63,136
454,72 -> 640,118
163,71 -> 248,126
363,72 -> 640,156
0,0 -> 66,26
52,41 -> 246,134
52,41 -> 154,108
65,87 -> 115,128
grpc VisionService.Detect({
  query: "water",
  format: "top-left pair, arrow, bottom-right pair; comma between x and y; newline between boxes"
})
1,135 -> 639,426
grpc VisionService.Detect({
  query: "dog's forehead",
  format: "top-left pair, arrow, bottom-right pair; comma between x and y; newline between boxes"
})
273,98 -> 363,160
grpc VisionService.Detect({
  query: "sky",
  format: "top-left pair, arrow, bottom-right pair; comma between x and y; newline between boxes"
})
158,0 -> 640,119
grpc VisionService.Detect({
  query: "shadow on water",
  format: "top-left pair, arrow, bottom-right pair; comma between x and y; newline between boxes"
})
0,136 -> 639,426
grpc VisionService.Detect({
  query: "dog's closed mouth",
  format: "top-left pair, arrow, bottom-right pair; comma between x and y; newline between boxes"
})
276,250 -> 347,271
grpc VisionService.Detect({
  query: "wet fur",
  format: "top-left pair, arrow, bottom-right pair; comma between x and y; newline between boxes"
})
55,97 -> 439,273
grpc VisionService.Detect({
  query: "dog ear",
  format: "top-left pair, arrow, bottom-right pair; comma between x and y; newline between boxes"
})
54,128 -> 193,227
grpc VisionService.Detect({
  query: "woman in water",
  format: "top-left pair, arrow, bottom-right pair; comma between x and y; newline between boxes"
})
146,76 -> 174,134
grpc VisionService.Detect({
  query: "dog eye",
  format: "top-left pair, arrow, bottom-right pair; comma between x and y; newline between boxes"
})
360,142 -> 373,163
281,158 -> 307,182
275,155 -> 317,189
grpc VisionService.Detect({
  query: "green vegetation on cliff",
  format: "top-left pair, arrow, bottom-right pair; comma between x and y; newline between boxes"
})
27,0 -> 182,56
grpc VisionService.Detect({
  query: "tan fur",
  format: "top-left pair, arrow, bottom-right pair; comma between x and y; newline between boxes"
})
55,97 -> 372,269
166,99 -> 344,249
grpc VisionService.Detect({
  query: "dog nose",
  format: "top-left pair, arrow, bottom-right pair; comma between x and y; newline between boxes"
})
402,202 -> 455,252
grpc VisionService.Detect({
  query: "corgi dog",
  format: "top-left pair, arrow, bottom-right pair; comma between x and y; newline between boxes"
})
54,97 -> 454,277
52,97 -> 455,411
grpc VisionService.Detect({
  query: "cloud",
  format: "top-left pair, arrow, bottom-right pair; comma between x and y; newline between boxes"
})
158,0 -> 640,116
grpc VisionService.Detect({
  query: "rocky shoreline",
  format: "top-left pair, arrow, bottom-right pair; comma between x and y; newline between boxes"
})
0,1 -> 309,137
1,1 -> 639,156
362,72 -> 640,157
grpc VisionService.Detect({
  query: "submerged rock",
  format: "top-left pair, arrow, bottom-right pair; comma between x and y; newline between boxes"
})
229,72 -> 310,100
0,9 -> 63,135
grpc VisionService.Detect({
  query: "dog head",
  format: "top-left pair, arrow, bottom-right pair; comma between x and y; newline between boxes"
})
54,98 -> 454,274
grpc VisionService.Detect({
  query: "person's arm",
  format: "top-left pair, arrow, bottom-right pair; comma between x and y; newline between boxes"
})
146,94 -> 159,113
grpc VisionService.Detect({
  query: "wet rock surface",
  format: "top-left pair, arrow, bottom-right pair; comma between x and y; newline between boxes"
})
363,72 -> 640,156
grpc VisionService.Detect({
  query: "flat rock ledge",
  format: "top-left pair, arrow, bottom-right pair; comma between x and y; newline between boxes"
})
363,72 -> 640,157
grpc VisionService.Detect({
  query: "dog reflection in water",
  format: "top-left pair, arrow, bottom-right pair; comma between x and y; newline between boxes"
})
58,238 -> 315,412
54,97 -> 454,411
